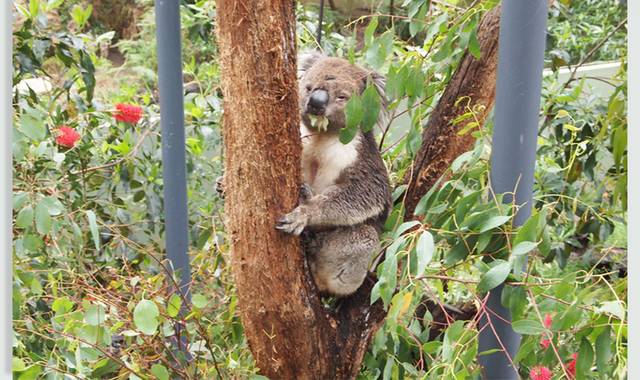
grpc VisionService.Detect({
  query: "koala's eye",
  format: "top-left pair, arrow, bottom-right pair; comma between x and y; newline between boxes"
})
337,94 -> 349,101
305,85 -> 312,92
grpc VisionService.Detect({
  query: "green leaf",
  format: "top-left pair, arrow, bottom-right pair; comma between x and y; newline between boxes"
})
360,85 -> 381,132
432,40 -> 452,62
512,319 -> 545,335
415,231 -> 434,276
86,210 -> 100,251
52,297 -> 74,314
29,0 -> 39,18
373,237 -> 403,307
133,299 -> 160,335
344,95 -> 364,131
364,17 -> 378,46
22,234 -> 43,251
13,357 -> 27,371
477,260 -> 512,292
478,215 -> 511,233
35,201 -> 52,234
409,3 -> 427,37
13,192 -> 29,209
393,220 -> 420,239
595,327 -> 612,375
513,336 -> 536,364
16,205 -> 34,229
442,320 -> 466,361
382,356 -> 394,380
553,304 -> 583,330
84,304 -> 105,326
18,364 -> 42,380
40,196 -> 64,215
501,285 -> 527,321
167,294 -> 182,318
71,4 -> 93,28
577,338 -> 594,379
18,112 -> 46,141
597,300 -> 625,319
514,210 -> 543,245
468,30 -> 481,59
192,293 -> 208,309
454,190 -> 481,222
151,364 -> 170,380
511,241 -> 537,257
339,126 -> 359,144
445,238 -> 474,265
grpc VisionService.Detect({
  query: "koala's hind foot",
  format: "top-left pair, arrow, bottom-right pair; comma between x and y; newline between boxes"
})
307,224 -> 378,297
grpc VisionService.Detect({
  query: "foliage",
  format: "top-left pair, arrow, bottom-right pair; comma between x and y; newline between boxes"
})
12,0 -> 627,379
12,1 -> 234,378
546,0 -> 627,68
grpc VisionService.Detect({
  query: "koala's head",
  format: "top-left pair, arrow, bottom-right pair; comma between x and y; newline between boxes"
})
298,51 -> 386,133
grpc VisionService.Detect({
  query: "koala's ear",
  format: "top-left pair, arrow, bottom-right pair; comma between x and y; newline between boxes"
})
297,50 -> 324,78
367,71 -> 388,107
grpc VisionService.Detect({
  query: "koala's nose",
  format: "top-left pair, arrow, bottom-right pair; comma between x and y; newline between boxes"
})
307,89 -> 329,115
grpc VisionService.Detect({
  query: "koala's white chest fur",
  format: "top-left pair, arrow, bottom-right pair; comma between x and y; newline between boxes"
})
300,124 -> 360,194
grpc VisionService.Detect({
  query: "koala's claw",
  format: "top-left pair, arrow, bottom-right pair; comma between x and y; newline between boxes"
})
275,208 -> 308,236
299,183 -> 314,203
215,175 -> 225,199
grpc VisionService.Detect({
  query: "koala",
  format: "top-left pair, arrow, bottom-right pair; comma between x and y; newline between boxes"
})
275,52 -> 392,296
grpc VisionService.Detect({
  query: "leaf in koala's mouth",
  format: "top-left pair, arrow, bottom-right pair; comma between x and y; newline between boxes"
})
309,115 -> 329,132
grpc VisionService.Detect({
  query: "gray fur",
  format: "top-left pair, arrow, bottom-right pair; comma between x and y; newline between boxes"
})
276,55 -> 392,297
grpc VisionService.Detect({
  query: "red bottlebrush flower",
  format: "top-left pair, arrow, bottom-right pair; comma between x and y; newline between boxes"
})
544,314 -> 553,329
114,103 -> 143,124
566,353 -> 578,378
530,366 -> 553,380
540,338 -> 551,349
55,126 -> 80,148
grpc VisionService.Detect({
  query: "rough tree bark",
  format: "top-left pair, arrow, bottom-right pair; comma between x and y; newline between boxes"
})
403,6 -> 502,216
216,1 -> 386,379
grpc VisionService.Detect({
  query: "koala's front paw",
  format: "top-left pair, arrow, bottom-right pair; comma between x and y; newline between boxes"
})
275,206 -> 309,236
215,176 -> 225,199
299,183 -> 314,203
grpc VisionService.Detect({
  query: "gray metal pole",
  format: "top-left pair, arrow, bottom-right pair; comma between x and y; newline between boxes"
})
154,0 -> 192,299
2,1 -> 13,376
478,0 -> 548,379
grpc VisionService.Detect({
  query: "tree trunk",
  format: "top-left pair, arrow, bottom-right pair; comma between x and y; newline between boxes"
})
403,6 -> 502,216
216,2 -> 386,379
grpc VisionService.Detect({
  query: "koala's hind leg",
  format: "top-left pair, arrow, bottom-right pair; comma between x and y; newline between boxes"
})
309,224 -> 379,296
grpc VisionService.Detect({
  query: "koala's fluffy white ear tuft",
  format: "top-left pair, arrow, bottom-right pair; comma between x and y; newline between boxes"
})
297,50 -> 325,79
368,71 -> 388,108
369,71 -> 386,97
367,71 -> 389,128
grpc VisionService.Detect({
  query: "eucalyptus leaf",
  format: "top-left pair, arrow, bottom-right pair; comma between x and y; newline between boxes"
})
415,231 -> 434,276
167,294 -> 182,318
19,112 -> 46,141
478,215 -> 511,233
86,210 -> 100,251
477,260 -> 512,293
151,364 -> 170,380
35,201 -> 52,235
133,299 -> 160,335
16,206 -> 34,229
511,241 -> 537,257
512,319 -> 545,335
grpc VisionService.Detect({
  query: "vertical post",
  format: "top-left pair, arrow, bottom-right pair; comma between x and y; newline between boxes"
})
154,1 -> 191,299
628,1 -> 638,379
478,0 -> 548,379
2,1 -> 12,377
317,0 -> 325,46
